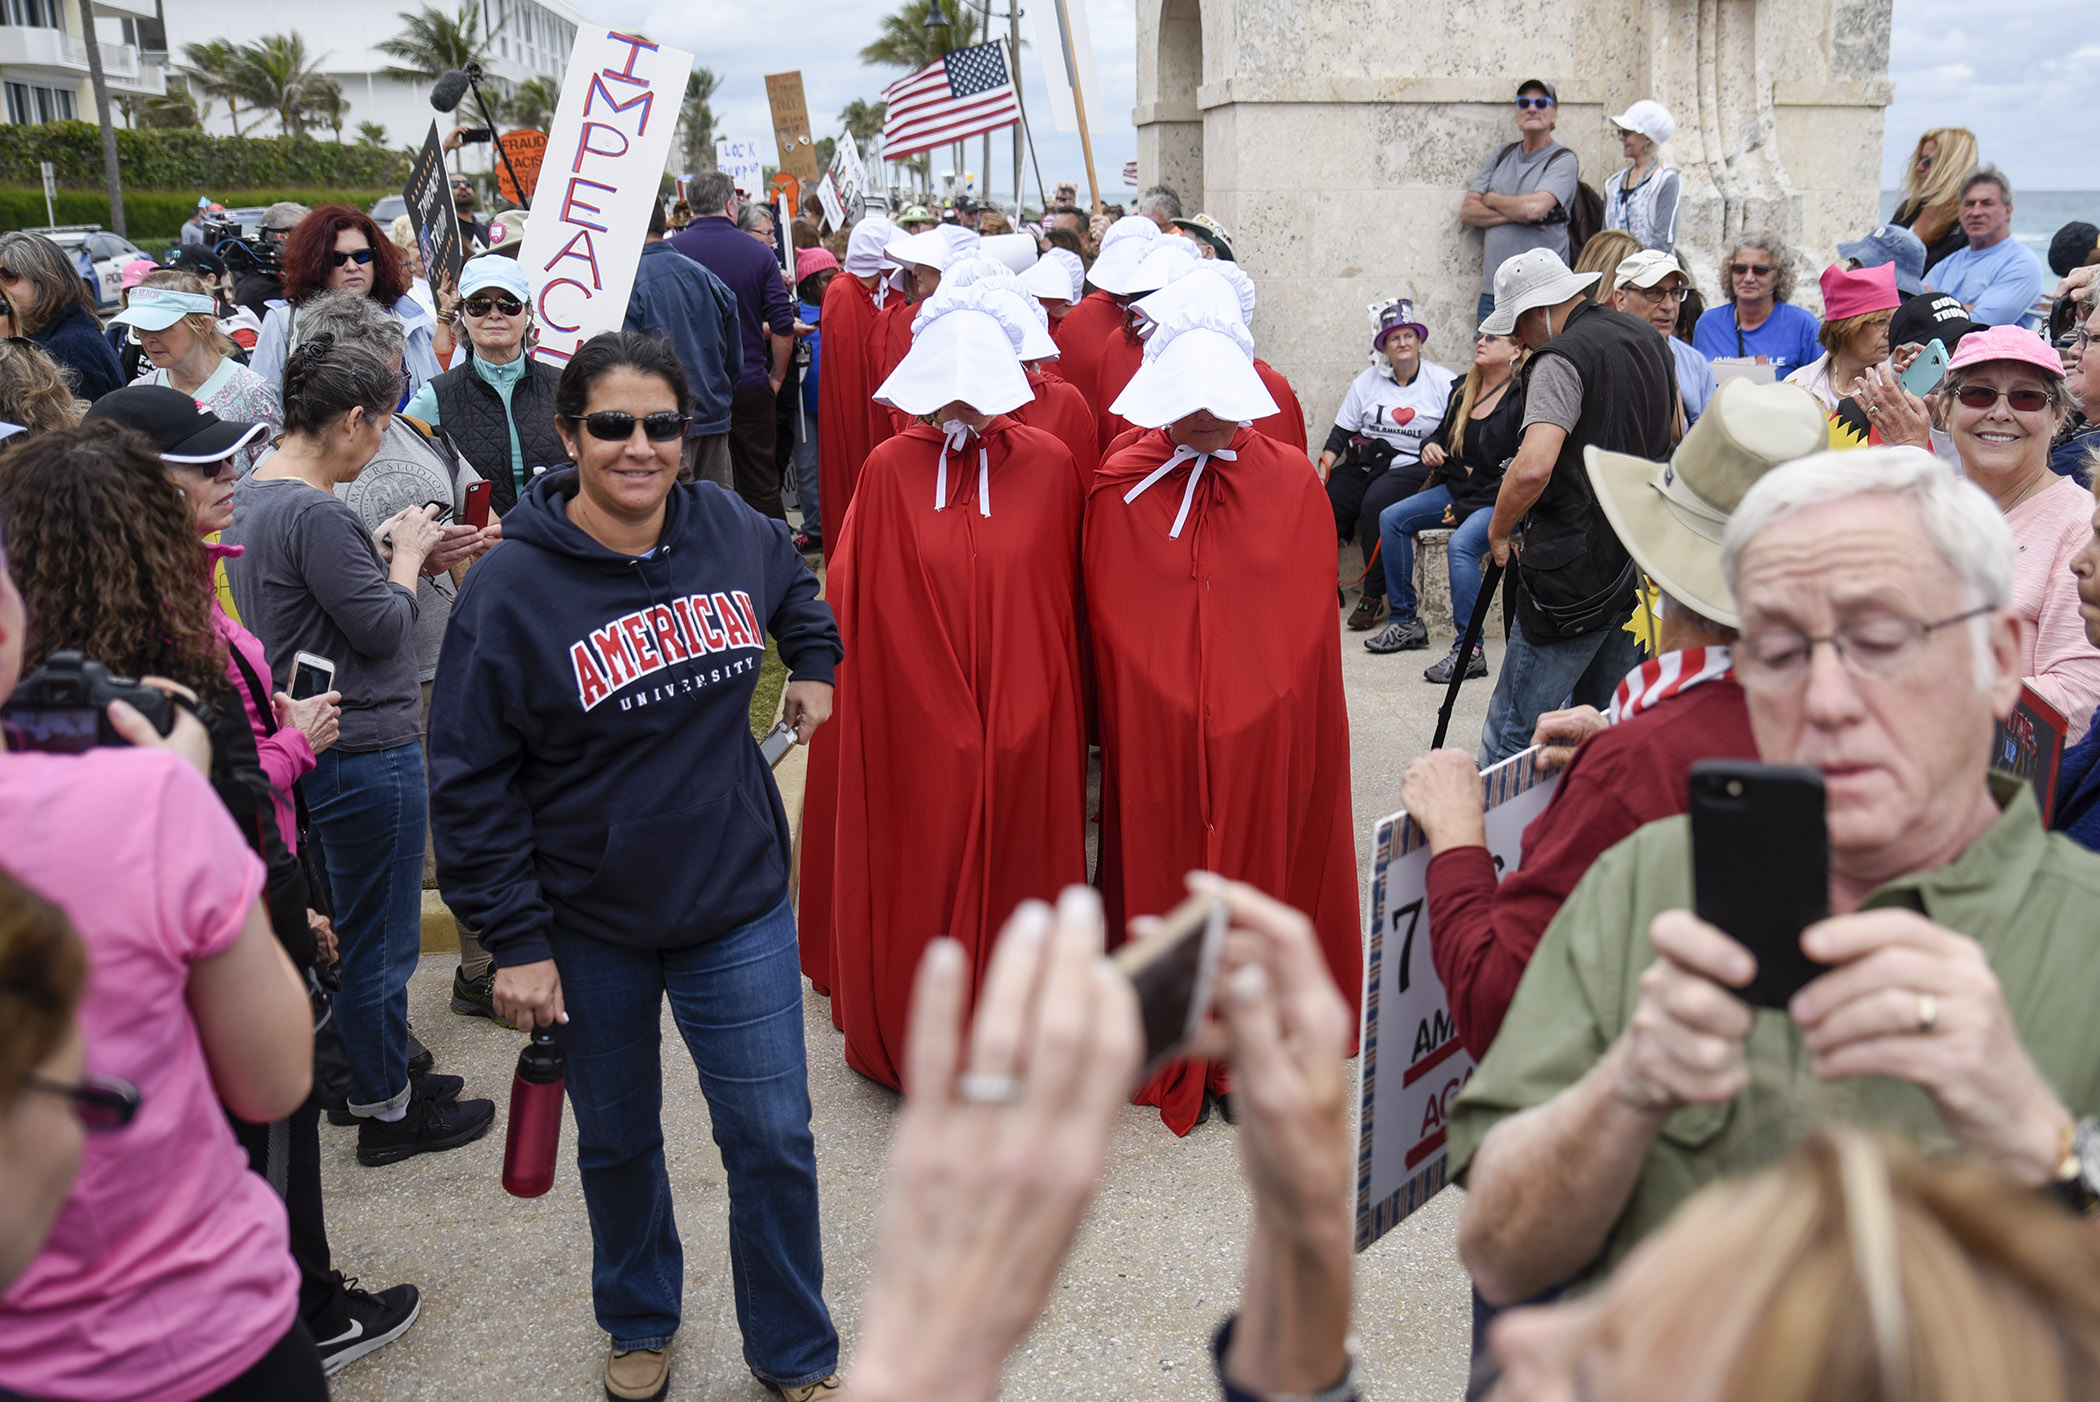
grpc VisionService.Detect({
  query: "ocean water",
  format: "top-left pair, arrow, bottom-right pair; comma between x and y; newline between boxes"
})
1879,189 -> 2100,265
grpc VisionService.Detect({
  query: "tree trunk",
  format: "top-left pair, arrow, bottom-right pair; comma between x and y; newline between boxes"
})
75,0 -> 124,235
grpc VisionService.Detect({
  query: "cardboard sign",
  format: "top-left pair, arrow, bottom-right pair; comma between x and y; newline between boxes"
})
518,29 -> 694,366
404,121 -> 467,293
496,128 -> 548,205
1355,748 -> 1560,1251
765,70 -> 819,181
717,138 -> 765,200
1993,682 -> 2069,824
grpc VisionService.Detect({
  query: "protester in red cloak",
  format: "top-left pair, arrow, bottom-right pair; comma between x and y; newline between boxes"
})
815,218 -> 901,565
1254,361 -> 1308,453
1090,297 -> 1362,1134
1055,215 -> 1159,411
1018,367 -> 1099,489
820,281 -> 1088,1090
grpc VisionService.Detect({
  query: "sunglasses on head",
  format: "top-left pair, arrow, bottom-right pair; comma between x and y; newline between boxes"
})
1515,96 -> 1554,110
570,410 -> 691,442
25,1071 -> 140,1131
1730,262 -> 1775,278
460,295 -> 525,318
1956,386 -> 2050,413
330,248 -> 375,267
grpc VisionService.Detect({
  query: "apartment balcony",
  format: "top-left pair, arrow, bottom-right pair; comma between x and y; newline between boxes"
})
0,25 -> 167,95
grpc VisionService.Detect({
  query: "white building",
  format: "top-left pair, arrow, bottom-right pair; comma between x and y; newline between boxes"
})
0,0 -> 167,125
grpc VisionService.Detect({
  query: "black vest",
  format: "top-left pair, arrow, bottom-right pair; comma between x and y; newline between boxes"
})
1514,299 -> 1677,641
431,356 -> 572,515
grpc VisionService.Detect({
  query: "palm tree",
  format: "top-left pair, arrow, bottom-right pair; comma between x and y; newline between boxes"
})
500,75 -> 559,131
225,34 -> 330,137
308,75 -> 349,141
678,67 -> 720,176
179,39 -> 251,137
839,98 -> 885,146
357,120 -> 389,147
140,86 -> 203,129
379,2 -> 497,111
75,0 -> 123,231
859,0 -> 982,71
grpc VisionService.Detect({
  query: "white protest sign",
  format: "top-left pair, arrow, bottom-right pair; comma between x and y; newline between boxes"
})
830,130 -> 867,212
1354,748 -> 1559,1251
816,174 -> 845,231
717,138 -> 765,199
519,29 -> 694,367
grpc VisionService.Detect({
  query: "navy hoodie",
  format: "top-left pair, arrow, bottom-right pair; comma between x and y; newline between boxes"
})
429,470 -> 841,968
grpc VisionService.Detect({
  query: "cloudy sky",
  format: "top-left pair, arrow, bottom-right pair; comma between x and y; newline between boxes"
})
576,0 -> 2092,201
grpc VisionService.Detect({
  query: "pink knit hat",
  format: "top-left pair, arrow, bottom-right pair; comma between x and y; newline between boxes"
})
794,246 -> 839,281
1946,323 -> 2066,379
1817,261 -> 1899,322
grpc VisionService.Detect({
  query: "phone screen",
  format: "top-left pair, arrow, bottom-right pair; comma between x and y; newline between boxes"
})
0,705 -> 100,754
1112,896 -> 1227,1075
289,660 -> 334,701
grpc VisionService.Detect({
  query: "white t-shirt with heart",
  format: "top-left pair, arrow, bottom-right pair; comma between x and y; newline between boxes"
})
1332,360 -> 1458,466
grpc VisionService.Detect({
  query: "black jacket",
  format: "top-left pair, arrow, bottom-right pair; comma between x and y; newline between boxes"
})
430,355 -> 572,514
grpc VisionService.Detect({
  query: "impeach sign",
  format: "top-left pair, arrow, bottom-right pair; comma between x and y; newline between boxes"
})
519,29 -> 695,366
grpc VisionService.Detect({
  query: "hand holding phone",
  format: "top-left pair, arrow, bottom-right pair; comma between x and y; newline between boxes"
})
463,479 -> 493,530
1898,337 -> 1950,397
289,651 -> 337,703
1112,893 -> 1227,1077
1689,759 -> 1830,1008
758,721 -> 796,768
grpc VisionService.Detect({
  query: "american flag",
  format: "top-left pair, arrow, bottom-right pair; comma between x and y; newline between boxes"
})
1122,160 -> 1138,186
881,41 -> 1019,159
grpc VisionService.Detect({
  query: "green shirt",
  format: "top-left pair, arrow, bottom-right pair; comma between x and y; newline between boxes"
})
1447,781 -> 2100,1284
403,351 -> 528,492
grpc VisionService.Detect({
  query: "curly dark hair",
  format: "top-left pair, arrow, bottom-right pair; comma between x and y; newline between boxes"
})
0,421 -> 224,697
280,203 -> 411,307
0,865 -> 84,1107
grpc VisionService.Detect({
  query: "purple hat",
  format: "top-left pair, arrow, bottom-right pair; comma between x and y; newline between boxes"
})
1373,298 -> 1428,351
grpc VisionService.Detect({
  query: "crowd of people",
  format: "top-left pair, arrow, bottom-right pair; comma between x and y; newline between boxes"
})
1,70 -> 2099,1402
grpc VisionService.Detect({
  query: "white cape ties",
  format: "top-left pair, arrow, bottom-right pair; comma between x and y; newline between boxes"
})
937,421 -> 992,517
1122,442 -> 1235,538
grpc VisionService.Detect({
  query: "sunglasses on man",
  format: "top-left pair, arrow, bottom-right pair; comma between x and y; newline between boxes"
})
330,248 -> 376,268
567,410 -> 692,442
1515,96 -> 1555,110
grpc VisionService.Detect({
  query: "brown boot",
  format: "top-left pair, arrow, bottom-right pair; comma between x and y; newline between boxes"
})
604,1346 -> 669,1402
763,1376 -> 842,1402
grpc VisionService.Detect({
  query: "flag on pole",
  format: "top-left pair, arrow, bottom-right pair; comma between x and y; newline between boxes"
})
880,42 -> 1020,159
1122,160 -> 1138,186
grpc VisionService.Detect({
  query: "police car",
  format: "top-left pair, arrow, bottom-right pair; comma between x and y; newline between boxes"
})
31,224 -> 150,314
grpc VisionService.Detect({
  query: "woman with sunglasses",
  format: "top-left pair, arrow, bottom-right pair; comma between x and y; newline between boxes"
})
1931,325 -> 2100,738
113,269 -> 282,472
249,205 -> 441,404
403,256 -> 571,515
0,530 -> 324,1399
1690,233 -> 1823,377
0,230 -> 123,403
1890,126 -> 1980,273
429,331 -> 843,1402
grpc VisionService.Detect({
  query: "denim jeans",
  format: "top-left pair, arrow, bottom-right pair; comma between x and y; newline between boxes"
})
1477,607 -> 1645,765
1379,488 -> 1494,630
547,897 -> 838,1385
1476,292 -> 1496,328
305,742 -> 427,1114
791,409 -> 821,541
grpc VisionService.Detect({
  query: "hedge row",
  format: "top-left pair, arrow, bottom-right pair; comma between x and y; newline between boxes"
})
0,123 -> 410,191
0,188 -> 400,247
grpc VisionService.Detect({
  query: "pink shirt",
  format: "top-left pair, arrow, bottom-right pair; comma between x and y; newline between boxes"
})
208,541 -> 316,852
2007,474 -> 2100,744
0,749 -> 295,1401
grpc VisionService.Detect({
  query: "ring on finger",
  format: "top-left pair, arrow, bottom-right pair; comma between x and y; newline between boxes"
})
957,1072 -> 1024,1105
1915,992 -> 1939,1035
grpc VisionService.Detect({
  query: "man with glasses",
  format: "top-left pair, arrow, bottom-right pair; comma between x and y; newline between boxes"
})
1926,168 -> 2045,329
1449,445 -> 2100,1313
449,176 -> 489,253
1611,249 -> 1716,426
1461,79 -> 1581,326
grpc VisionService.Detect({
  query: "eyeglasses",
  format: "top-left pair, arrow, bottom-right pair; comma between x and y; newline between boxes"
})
1735,606 -> 1993,692
460,296 -> 525,318
329,248 -> 376,268
569,410 -> 691,442
1954,385 -> 2051,413
1730,263 -> 1775,278
1628,284 -> 1686,304
2073,328 -> 2097,353
0,266 -> 19,282
1916,154 -> 1934,169
1515,96 -> 1555,110
24,1071 -> 140,1131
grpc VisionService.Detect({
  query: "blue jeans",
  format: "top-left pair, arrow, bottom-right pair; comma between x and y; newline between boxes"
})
1478,608 -> 1645,765
1476,292 -> 1496,328
791,408 -> 821,540
1379,488 -> 1493,631
306,742 -> 427,1114
547,898 -> 838,1385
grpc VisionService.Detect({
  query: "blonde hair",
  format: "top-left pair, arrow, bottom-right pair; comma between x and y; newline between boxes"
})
1899,127 -> 1979,247
134,269 -> 236,360
387,213 -> 417,253
1446,337 -> 1525,460
1574,230 -> 1641,302
0,339 -> 83,446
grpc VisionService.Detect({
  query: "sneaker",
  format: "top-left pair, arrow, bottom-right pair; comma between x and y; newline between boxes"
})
761,1376 -> 842,1402
1347,594 -> 1387,631
1424,639 -> 1488,683
356,1090 -> 496,1166
792,530 -> 822,554
450,964 -> 513,1026
407,1028 -> 433,1077
309,1273 -> 421,1376
1365,618 -> 1429,653
326,1071 -> 462,1127
605,1346 -> 670,1402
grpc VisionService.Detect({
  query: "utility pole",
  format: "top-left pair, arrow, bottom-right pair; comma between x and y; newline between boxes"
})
75,0 -> 124,234
1009,0 -> 1021,211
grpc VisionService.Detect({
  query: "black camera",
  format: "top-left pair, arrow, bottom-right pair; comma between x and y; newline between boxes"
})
1,651 -> 177,754
203,218 -> 284,276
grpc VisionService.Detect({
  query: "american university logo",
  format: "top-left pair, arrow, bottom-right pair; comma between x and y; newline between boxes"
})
569,590 -> 764,711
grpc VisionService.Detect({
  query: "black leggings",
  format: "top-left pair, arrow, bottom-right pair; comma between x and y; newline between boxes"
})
198,1319 -> 327,1401
229,1100 -> 337,1325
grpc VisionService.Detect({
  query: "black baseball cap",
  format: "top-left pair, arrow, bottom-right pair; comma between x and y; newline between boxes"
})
1516,79 -> 1558,103
1888,293 -> 1983,353
84,385 -> 265,465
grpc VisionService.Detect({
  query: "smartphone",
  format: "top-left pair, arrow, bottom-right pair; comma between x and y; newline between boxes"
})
1112,893 -> 1228,1078
463,480 -> 493,530
1898,338 -> 1950,397
758,721 -> 796,768
1689,759 -> 1830,1009
289,651 -> 336,702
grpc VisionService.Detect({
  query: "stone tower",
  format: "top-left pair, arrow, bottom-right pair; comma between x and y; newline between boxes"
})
1133,0 -> 1894,444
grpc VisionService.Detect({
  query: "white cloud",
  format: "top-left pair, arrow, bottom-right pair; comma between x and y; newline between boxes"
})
1885,0 -> 2094,188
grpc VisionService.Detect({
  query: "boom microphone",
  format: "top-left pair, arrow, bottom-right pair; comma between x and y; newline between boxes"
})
431,68 -> 472,113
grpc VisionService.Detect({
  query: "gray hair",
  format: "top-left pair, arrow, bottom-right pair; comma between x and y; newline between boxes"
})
689,170 -> 737,216
1137,185 -> 1182,221
1961,165 -> 2012,206
0,231 -> 94,331
291,288 -> 407,361
1726,230 -> 1797,305
1721,447 -> 2014,687
735,201 -> 773,234
262,201 -> 309,234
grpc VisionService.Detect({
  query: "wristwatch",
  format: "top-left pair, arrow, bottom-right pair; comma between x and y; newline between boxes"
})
2050,1117 -> 2100,1218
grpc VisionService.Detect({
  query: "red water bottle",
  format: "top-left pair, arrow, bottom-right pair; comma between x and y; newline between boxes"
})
502,1028 -> 566,1198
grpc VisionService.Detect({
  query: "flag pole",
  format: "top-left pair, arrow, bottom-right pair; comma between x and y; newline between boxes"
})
1048,0 -> 1102,212
1005,37 -> 1049,214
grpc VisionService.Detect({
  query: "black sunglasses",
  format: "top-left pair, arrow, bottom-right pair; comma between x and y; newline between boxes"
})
25,1071 -> 140,1131
1730,263 -> 1775,277
329,248 -> 376,268
460,296 -> 525,318
569,410 -> 691,442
